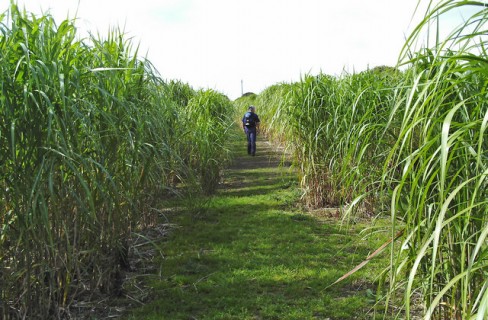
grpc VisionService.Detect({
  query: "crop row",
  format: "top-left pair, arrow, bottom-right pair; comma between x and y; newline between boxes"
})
0,5 -> 234,318
236,1 -> 488,318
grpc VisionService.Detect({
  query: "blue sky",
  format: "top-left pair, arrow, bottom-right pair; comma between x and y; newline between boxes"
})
1,1 -> 482,99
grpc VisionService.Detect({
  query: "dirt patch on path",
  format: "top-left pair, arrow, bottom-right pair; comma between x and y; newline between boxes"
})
226,140 -> 290,170
219,139 -> 294,194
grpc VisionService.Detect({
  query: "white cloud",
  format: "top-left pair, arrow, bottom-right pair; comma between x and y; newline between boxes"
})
1,0 -> 482,99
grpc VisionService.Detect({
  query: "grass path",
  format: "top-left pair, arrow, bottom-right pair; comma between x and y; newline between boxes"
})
125,136 -> 391,320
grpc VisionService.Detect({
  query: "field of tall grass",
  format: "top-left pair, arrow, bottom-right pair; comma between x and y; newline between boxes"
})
236,0 -> 487,318
0,4 -> 234,318
2,0 -> 487,318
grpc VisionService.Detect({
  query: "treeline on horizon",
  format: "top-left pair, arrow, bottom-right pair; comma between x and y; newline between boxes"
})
0,4 -> 235,319
236,1 -> 487,319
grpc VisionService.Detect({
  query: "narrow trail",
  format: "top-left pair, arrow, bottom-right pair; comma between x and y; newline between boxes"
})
226,139 -> 286,171
124,137 -> 388,320
220,139 -> 291,194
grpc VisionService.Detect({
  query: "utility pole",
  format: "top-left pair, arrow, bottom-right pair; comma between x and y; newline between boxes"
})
241,79 -> 243,96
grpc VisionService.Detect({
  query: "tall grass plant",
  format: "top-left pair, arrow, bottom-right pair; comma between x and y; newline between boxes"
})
0,4 -> 234,318
245,1 -> 487,318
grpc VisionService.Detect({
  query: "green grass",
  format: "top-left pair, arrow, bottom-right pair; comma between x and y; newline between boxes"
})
125,134 -> 392,319
0,5 -> 235,317
235,2 -> 488,318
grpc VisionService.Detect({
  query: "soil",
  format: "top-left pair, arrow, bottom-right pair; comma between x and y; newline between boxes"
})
226,140 -> 291,170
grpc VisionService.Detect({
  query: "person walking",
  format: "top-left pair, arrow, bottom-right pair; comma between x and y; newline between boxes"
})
242,105 -> 260,156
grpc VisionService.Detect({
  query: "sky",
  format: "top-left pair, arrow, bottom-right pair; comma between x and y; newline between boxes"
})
0,1 -> 482,100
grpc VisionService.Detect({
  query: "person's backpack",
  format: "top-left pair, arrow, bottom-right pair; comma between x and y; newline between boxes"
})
244,112 -> 256,127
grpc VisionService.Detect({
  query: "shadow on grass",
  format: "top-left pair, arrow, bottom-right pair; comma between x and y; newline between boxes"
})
124,137 -> 391,320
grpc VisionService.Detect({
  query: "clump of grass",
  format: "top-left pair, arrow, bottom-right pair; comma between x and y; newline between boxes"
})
0,4 -> 234,318
242,1 -> 487,318
181,89 -> 235,194
381,1 -> 488,318
243,68 -> 401,212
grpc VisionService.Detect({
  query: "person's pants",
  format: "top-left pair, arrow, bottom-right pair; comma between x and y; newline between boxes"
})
245,127 -> 257,155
